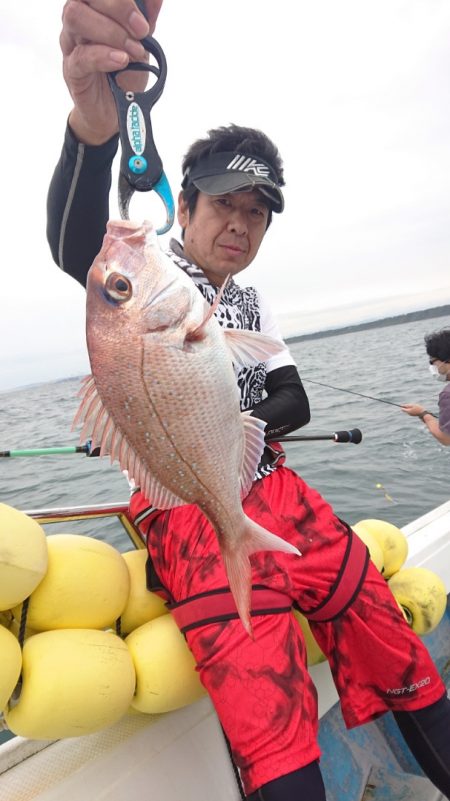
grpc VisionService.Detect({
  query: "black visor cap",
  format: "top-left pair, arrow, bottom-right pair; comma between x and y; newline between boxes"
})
183,151 -> 284,213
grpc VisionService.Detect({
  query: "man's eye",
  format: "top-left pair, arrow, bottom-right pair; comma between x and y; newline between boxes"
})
252,207 -> 267,218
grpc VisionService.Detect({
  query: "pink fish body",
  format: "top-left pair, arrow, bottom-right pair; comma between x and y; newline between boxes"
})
75,220 -> 300,634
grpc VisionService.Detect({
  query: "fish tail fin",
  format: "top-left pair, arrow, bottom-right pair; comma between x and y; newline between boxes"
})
222,518 -> 301,638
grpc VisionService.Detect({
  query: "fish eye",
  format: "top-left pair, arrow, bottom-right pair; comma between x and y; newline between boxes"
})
104,272 -> 132,302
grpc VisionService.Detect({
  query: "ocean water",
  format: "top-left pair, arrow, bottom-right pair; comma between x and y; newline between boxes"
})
0,313 -> 449,551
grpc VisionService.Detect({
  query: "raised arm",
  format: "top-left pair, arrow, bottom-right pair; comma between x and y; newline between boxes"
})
46,0 -> 163,286
61,0 -> 162,145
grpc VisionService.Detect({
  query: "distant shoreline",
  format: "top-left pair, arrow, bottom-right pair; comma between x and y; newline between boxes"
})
286,304 -> 450,343
2,304 -> 449,395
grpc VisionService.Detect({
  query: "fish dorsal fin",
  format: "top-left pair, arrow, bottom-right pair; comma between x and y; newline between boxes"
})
223,329 -> 284,368
240,412 -> 267,498
73,376 -> 185,510
185,274 -> 230,343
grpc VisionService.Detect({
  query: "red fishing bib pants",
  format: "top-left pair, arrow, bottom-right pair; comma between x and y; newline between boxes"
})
130,465 -> 445,796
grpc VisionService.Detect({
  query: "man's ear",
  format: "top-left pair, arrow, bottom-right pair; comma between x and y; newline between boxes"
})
177,191 -> 189,229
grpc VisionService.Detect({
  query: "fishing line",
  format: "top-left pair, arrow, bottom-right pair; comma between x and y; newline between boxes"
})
302,378 -> 404,408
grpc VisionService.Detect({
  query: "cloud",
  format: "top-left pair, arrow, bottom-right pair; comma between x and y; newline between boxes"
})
1,0 -> 450,390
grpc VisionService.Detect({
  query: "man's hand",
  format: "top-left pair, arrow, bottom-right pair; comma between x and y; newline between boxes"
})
60,0 -> 163,145
401,404 -> 426,417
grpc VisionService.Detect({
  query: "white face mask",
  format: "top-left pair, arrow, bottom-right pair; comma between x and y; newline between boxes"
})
429,363 -> 448,382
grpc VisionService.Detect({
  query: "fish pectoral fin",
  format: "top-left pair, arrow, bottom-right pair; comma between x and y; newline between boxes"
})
185,275 -> 230,343
222,519 -> 301,638
240,413 -> 267,498
223,329 -> 285,367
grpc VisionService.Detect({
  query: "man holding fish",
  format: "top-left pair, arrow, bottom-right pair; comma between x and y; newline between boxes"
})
47,2 -> 450,799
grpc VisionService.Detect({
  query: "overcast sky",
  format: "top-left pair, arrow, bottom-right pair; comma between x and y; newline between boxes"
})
1,0 -> 450,391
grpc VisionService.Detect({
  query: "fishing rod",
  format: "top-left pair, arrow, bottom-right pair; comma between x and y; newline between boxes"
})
0,444 -> 96,458
0,428 -> 363,458
270,428 -> 362,444
302,378 -> 404,408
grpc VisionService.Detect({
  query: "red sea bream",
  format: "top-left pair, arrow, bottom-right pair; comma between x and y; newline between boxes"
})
74,220 -> 300,634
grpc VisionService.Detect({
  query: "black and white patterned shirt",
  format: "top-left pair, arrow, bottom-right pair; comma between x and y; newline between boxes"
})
167,239 -> 295,416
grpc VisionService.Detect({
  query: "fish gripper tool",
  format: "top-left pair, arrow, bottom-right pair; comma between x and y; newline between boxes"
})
108,30 -> 174,234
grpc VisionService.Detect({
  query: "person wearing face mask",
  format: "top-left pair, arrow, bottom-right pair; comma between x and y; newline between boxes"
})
402,328 -> 450,446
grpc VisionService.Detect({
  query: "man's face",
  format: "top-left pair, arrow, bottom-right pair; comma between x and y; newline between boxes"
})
177,189 -> 270,287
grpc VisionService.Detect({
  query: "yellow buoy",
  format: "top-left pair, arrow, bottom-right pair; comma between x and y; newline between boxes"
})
12,534 -> 130,631
116,550 -> 167,634
0,625 -> 22,711
0,504 -> 48,610
126,614 -> 206,714
5,629 -> 136,739
351,526 -> 384,573
387,567 -> 447,635
352,519 -> 408,578
293,611 -> 327,666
